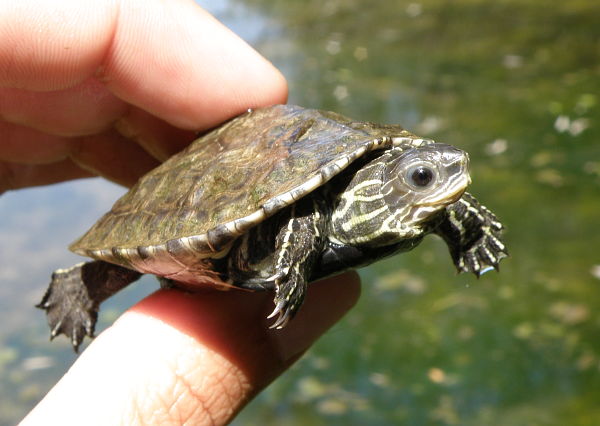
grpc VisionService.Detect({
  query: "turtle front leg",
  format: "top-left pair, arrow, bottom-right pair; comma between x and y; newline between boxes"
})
435,192 -> 508,276
265,204 -> 326,329
37,260 -> 142,352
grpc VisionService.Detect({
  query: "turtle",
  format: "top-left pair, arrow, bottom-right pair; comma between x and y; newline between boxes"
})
37,104 -> 507,351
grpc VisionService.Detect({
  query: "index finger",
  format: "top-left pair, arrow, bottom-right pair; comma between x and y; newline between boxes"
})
0,0 -> 288,130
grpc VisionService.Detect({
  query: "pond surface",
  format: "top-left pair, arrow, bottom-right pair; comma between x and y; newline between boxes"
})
0,1 -> 598,425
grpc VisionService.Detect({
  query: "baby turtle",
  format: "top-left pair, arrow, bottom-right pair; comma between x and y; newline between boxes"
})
38,105 -> 507,351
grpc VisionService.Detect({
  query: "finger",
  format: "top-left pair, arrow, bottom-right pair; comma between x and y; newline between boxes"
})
0,1 -> 117,90
0,121 -> 76,164
22,273 -> 360,426
0,122 -> 162,188
0,79 -> 198,160
0,0 -> 288,131
0,159 -> 92,193
0,85 -> 197,168
0,78 -> 126,137
115,107 -> 197,161
104,0 -> 288,128
72,129 -> 162,187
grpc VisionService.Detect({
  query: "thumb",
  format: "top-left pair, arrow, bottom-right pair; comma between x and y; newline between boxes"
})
21,272 -> 361,426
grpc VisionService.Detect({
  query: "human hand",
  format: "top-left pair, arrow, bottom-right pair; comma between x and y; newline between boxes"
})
3,1 -> 360,424
22,278 -> 360,425
0,0 -> 287,192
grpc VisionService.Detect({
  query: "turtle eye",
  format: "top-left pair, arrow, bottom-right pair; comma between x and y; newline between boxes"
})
408,166 -> 435,188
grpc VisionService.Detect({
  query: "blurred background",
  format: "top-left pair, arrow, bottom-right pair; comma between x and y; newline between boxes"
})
1,0 -> 598,424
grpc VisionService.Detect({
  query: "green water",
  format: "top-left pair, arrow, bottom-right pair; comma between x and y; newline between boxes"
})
231,0 -> 600,424
1,1 -> 598,425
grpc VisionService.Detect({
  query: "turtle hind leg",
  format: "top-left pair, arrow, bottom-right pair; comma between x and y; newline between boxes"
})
37,260 -> 142,352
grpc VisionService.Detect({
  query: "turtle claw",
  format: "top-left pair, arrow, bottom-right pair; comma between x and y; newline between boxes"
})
465,237 -> 508,277
269,308 -> 292,329
49,319 -> 63,340
266,270 -> 307,329
456,243 -> 507,277
268,298 -> 293,329
238,273 -> 283,291
268,297 -> 293,329
265,272 -> 286,284
267,299 -> 287,320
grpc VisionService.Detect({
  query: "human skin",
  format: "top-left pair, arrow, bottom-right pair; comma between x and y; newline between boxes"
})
1,1 -> 361,424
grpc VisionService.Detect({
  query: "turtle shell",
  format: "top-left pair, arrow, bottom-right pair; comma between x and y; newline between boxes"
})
71,105 -> 430,277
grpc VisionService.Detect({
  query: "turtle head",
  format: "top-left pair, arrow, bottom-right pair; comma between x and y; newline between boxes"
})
382,143 -> 470,225
330,142 -> 470,248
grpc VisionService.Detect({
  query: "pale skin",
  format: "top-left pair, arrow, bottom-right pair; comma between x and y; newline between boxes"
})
1,1 -> 361,425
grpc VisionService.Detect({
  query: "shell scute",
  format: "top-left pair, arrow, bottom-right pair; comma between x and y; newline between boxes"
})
70,105 -> 413,258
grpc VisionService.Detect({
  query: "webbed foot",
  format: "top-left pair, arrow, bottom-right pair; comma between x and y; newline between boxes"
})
37,263 -> 99,352
437,192 -> 508,277
37,261 -> 142,352
454,226 -> 508,276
